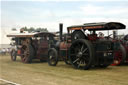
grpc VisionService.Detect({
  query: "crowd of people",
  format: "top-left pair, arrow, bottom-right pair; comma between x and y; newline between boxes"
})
0,48 -> 11,55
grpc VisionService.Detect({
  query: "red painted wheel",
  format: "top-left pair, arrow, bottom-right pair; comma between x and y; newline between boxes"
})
21,44 -> 34,63
112,44 -> 126,66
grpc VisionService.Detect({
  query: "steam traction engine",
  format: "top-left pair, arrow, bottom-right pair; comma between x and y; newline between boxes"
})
7,32 -> 56,63
48,22 -> 126,70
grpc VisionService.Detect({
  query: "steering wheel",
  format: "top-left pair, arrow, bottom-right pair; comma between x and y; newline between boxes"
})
105,34 -> 113,39
98,32 -> 104,37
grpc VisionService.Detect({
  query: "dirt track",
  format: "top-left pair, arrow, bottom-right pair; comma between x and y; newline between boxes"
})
0,55 -> 128,85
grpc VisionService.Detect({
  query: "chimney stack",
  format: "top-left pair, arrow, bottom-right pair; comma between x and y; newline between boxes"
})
59,23 -> 63,41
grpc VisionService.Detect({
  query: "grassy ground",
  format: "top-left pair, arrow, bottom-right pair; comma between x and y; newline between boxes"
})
0,55 -> 128,85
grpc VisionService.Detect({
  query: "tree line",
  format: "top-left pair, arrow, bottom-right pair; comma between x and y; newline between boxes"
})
12,27 -> 48,33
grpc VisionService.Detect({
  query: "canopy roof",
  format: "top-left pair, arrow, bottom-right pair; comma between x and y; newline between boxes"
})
67,22 -> 126,31
7,32 -> 56,38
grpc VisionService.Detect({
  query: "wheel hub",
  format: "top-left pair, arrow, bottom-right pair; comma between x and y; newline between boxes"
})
49,56 -> 53,59
77,52 -> 83,57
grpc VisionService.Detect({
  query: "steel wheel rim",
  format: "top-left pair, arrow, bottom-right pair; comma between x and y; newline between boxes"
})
11,50 -> 16,60
21,45 -> 30,62
70,41 -> 90,69
113,51 -> 123,65
49,51 -> 57,65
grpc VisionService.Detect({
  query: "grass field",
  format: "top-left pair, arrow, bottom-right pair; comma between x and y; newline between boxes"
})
0,55 -> 128,85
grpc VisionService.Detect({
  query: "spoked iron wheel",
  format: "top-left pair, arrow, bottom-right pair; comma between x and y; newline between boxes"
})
21,44 -> 34,63
69,39 -> 94,70
48,48 -> 58,66
112,45 -> 126,66
10,49 -> 17,61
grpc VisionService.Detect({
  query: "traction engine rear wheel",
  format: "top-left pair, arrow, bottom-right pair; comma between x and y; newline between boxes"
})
21,44 -> 34,63
69,39 -> 94,70
48,48 -> 58,66
112,44 -> 126,66
10,49 -> 17,61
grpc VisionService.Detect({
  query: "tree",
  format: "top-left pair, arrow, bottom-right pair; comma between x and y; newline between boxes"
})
36,28 -> 42,32
44,28 -> 48,32
28,27 -> 35,33
21,26 -> 28,31
35,28 -> 48,32
11,28 -> 17,31
19,26 -> 48,33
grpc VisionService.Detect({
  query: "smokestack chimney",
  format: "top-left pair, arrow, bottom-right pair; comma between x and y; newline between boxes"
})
59,23 -> 63,41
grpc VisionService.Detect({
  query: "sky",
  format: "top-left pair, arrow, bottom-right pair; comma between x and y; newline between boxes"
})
0,0 -> 128,44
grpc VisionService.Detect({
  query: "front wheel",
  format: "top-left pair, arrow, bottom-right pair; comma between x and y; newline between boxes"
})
48,48 -> 58,66
10,49 -> 17,61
